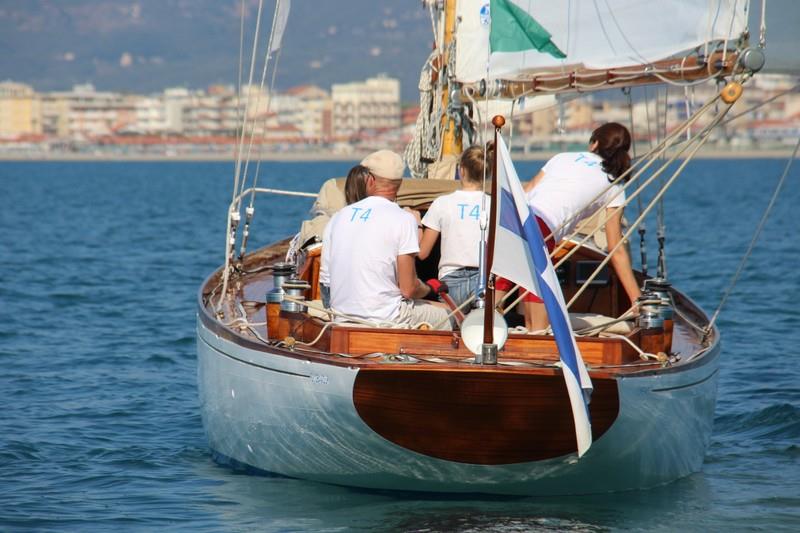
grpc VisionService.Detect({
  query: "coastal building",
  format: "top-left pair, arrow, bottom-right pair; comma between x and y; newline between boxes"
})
274,85 -> 332,141
40,84 -> 137,140
163,87 -> 191,134
332,75 -> 400,138
0,81 -> 42,138
131,96 -> 168,135
181,87 -> 242,138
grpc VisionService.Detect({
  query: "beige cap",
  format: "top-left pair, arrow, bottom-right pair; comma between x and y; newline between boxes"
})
361,150 -> 405,179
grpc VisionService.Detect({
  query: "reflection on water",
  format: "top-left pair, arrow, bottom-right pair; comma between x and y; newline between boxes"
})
195,452 -> 716,531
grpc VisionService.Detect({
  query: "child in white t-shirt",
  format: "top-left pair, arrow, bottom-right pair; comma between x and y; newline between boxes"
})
416,145 -> 491,307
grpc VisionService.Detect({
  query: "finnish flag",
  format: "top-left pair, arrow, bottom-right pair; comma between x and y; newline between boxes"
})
492,135 -> 594,457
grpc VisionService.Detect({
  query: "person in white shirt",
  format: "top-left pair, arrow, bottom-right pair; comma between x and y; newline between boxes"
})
322,150 -> 451,329
319,164 -> 370,308
414,145 -> 491,307
499,122 -> 642,331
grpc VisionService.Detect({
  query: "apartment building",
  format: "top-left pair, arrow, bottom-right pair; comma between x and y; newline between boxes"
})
332,75 -> 400,138
0,81 -> 42,138
40,84 -> 138,140
181,88 -> 242,137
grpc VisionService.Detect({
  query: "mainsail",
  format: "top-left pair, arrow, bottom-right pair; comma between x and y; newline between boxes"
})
456,0 -> 748,83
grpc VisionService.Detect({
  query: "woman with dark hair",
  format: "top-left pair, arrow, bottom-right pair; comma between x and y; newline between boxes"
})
320,164 -> 372,308
414,144 -> 491,306
499,122 -> 641,330
344,164 -> 370,205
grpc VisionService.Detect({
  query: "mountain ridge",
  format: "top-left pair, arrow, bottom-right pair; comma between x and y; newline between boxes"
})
0,0 -> 432,100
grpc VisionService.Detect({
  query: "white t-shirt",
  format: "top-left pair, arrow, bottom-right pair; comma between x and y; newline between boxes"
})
526,152 -> 626,241
322,195 -> 419,323
421,189 -> 489,278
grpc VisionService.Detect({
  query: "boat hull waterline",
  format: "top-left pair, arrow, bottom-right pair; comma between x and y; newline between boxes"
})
197,315 -> 719,496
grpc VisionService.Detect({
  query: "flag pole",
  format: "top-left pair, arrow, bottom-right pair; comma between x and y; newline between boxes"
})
480,115 -> 505,364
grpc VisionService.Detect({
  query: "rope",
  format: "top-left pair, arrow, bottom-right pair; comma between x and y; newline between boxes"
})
573,306 -> 639,336
600,333 -> 663,361
404,51 -> 443,178
705,133 -> 800,333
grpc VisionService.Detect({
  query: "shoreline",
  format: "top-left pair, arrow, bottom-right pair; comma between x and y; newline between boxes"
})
0,148 -> 794,162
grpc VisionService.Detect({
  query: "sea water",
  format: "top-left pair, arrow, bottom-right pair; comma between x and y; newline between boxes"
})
0,159 -> 798,531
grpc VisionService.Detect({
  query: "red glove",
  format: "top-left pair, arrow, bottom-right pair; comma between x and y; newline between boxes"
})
425,278 -> 449,294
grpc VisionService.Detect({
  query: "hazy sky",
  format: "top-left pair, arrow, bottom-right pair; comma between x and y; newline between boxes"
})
0,0 -> 796,98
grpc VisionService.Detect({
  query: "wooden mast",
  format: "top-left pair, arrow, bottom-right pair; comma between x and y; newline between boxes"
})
440,0 -> 463,157
482,115 -> 505,348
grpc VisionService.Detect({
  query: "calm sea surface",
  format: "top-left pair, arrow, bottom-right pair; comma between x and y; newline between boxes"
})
0,159 -> 798,532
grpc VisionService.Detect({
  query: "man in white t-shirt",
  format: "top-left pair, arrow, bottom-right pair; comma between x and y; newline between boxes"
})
321,150 -> 451,329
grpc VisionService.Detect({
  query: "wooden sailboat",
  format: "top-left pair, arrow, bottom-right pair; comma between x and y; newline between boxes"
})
197,0 -> 771,495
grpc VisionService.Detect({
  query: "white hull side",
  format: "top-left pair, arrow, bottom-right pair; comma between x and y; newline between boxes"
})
197,318 -> 719,495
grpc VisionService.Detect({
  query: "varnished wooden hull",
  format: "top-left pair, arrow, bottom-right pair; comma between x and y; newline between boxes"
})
197,308 -> 720,495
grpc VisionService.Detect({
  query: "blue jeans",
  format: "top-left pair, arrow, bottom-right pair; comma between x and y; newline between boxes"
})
441,268 -> 480,308
320,283 -> 330,308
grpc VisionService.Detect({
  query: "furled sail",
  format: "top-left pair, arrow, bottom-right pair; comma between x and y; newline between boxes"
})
455,0 -> 748,83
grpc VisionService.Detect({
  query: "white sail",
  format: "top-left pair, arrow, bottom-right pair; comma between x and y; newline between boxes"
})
455,0 -> 748,83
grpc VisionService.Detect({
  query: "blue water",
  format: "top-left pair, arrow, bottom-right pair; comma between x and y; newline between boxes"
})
1,159 -> 798,531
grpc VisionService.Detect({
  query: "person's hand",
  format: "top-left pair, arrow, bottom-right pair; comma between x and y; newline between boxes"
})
425,278 -> 449,295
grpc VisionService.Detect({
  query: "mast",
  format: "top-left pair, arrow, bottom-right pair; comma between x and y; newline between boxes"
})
480,115 -> 504,364
440,0 -> 463,157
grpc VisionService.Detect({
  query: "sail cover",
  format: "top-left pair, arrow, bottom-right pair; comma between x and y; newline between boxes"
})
455,0 -> 748,83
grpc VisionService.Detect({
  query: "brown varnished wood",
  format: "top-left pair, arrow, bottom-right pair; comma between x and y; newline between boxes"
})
472,51 -> 741,100
298,247 -> 322,301
327,325 -> 640,365
352,366 -> 619,464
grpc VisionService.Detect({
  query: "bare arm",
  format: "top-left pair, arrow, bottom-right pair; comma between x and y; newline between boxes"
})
523,170 -> 546,193
604,208 -> 642,304
418,228 -> 440,261
397,254 -> 431,300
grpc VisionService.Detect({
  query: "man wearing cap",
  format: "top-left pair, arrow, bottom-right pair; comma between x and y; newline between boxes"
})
321,150 -> 451,329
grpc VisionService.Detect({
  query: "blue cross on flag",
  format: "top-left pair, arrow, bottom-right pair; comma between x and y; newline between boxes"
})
492,135 -> 594,457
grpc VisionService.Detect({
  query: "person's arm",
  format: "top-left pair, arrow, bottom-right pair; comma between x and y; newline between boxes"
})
397,254 -> 431,299
604,208 -> 642,304
418,228 -> 440,261
524,170 -> 546,193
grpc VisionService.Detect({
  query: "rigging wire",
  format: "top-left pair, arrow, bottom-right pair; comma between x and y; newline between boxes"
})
565,105 -> 733,308
236,0 -> 246,161
232,0 -> 265,207
218,0 -> 266,311
237,0 -> 284,202
705,133 -> 800,334
625,87 -> 648,279
240,4 -> 289,261
500,94 -> 725,312
656,86 -> 668,279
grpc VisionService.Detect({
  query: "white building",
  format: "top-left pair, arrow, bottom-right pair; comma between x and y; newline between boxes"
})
273,85 -> 331,140
40,84 -> 137,140
332,75 -> 400,138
